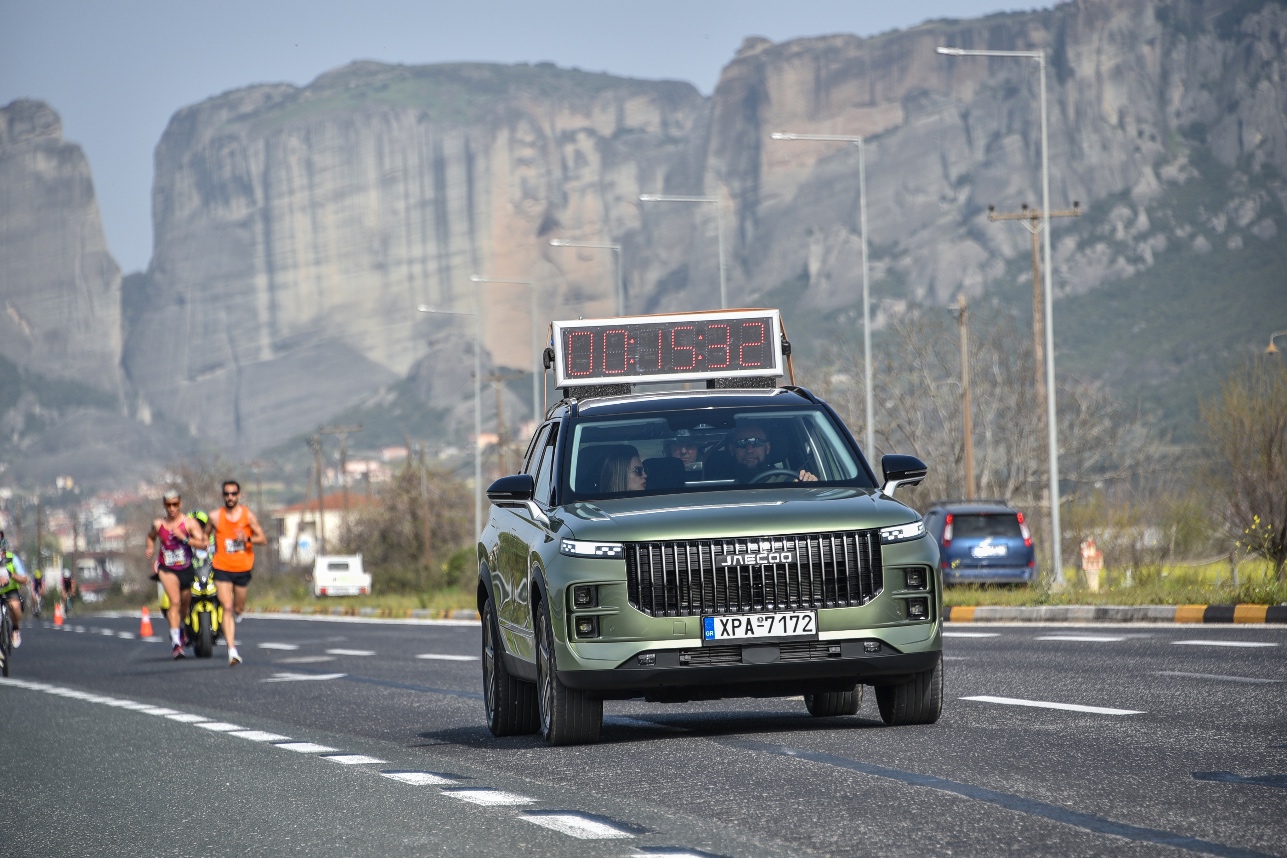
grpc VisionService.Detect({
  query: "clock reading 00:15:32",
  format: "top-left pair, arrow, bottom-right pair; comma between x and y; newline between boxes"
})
555,313 -> 782,385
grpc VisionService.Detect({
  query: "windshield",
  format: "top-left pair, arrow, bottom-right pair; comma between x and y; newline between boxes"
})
562,406 -> 875,501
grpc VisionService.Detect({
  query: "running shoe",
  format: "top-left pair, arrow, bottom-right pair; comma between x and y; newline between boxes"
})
11,630 -> 20,648
228,648 -> 242,666
172,643 -> 185,659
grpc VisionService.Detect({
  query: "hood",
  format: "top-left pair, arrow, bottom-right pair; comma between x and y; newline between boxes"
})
555,487 -> 918,542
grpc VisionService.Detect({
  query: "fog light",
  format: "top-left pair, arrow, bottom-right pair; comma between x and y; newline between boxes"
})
572,585 -> 597,608
575,617 -> 599,638
905,569 -> 927,590
907,598 -> 929,620
679,652 -> 692,665
827,644 -> 842,657
637,653 -> 656,666
864,641 -> 881,653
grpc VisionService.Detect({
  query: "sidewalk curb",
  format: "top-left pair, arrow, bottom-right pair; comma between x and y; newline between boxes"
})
945,604 -> 1287,624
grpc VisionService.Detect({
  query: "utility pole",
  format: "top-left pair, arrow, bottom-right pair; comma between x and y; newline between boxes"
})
318,424 -> 363,538
485,372 -> 522,476
987,202 -> 1080,417
35,496 -> 43,575
306,434 -> 325,555
956,294 -> 975,500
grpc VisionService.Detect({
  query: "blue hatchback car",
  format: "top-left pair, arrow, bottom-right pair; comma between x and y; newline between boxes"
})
922,500 -> 1036,586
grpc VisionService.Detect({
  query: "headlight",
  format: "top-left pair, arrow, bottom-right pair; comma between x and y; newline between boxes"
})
559,540 -> 624,559
880,521 -> 926,544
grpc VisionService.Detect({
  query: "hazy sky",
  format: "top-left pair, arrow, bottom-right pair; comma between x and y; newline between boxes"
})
1,1 -> 1050,273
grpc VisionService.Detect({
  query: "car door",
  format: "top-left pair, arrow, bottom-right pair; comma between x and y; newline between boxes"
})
496,422 -> 559,662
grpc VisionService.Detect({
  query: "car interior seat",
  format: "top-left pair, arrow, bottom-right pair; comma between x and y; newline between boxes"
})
642,457 -> 685,491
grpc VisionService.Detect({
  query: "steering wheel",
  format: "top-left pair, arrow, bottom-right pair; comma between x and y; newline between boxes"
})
749,467 -> 801,484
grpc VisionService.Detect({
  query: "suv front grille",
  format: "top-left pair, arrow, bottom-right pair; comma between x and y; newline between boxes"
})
625,530 -> 883,617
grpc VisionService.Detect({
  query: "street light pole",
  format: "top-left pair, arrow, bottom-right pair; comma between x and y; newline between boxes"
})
937,44 -> 1066,587
549,239 -> 623,315
770,132 -> 874,459
418,301 -> 483,542
638,193 -> 727,309
469,276 -> 539,423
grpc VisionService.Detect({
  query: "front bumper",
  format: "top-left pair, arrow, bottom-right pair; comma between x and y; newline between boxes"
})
557,639 -> 939,700
944,565 -> 1035,585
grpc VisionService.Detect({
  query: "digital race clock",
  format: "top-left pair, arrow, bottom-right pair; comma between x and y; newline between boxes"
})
551,310 -> 784,388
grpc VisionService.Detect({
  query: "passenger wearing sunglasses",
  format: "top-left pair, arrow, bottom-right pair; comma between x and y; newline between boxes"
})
727,424 -> 817,484
145,490 -> 204,658
599,447 -> 648,493
210,479 -> 266,666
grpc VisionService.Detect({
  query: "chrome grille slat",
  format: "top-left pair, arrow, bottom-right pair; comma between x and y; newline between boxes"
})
624,530 -> 883,617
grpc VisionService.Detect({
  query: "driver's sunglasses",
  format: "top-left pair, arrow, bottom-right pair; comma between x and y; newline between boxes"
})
732,437 -> 767,449
223,490 -> 240,497
630,466 -> 646,477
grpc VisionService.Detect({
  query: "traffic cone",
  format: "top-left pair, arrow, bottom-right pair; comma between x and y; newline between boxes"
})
54,602 -> 64,627
139,606 -> 153,637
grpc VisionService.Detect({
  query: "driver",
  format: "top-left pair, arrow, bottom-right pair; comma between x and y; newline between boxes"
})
665,436 -> 703,472
728,424 -> 817,484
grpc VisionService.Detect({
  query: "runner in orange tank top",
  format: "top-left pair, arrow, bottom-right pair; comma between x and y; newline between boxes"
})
211,479 -> 266,666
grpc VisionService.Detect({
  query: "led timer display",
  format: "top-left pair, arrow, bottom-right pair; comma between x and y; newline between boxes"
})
552,311 -> 783,388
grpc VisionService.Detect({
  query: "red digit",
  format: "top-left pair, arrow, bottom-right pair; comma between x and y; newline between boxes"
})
706,323 -> 730,370
671,325 -> 696,371
603,328 -> 628,374
565,330 -> 594,376
738,321 -> 766,367
656,329 -> 664,370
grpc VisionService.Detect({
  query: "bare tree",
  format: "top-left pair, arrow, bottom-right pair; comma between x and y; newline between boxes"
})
1200,359 -> 1287,580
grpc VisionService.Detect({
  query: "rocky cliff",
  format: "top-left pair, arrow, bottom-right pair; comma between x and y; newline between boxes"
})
0,100 -> 123,396
121,0 -> 1287,453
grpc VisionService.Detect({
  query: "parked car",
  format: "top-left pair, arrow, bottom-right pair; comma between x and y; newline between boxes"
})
922,500 -> 1036,586
311,555 -> 370,597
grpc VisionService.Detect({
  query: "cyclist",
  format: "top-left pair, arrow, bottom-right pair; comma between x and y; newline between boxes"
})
0,532 -> 29,649
30,569 -> 44,619
210,480 -> 266,666
60,567 -> 76,614
146,490 -> 204,659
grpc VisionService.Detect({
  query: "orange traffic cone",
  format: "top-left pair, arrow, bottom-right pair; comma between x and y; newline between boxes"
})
139,606 -> 153,637
54,602 -> 64,627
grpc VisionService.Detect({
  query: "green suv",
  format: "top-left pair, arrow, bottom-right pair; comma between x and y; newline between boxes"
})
478,384 -> 942,745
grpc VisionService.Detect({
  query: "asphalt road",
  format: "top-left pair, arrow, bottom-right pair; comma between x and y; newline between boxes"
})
2,613 -> 1284,857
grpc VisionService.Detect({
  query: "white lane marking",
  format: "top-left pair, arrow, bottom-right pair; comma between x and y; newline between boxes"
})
1035,635 -> 1126,642
1172,640 -> 1278,648
273,742 -> 339,753
195,722 -> 246,732
415,653 -> 477,661
519,812 -> 634,840
630,853 -> 712,858
257,642 -> 299,651
380,771 -> 456,786
263,672 -> 347,683
165,713 -> 212,723
962,695 -> 1144,716
325,648 -> 375,656
943,656 -> 972,661
323,754 -> 387,765
229,730 -> 293,742
1155,671 -> 1281,684
275,655 -> 337,664
943,631 -> 1000,638
139,707 -> 181,716
142,636 -> 162,643
99,628 -> 115,636
443,788 -> 535,806
74,626 -> 86,632
117,631 -> 136,639
112,701 -> 156,710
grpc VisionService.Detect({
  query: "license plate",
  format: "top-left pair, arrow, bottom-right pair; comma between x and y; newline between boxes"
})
703,611 -> 817,643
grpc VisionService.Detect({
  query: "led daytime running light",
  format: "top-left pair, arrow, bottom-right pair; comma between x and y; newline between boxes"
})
880,521 -> 926,544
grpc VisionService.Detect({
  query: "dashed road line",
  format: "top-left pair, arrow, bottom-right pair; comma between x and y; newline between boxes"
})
275,655 -> 337,664
263,672 -> 347,682
962,695 -> 1144,716
416,653 -> 477,661
1173,640 -> 1278,648
380,770 -> 457,785
257,642 -> 299,650
1155,671 -> 1280,684
1035,635 -> 1127,642
323,754 -> 387,765
139,706 -> 181,716
165,712 -> 211,723
196,721 -> 247,732
273,741 -> 340,753
229,730 -> 293,742
943,631 -> 1000,638
443,788 -> 535,806
519,811 -> 634,839
326,648 -> 375,656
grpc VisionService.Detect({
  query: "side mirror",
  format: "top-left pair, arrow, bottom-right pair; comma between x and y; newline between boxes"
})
881,454 -> 927,497
486,474 -> 535,504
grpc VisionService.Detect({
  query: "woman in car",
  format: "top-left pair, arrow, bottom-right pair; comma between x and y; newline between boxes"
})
598,447 -> 647,493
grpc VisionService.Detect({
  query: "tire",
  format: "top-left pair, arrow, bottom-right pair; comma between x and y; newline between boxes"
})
1,611 -> 11,677
876,653 -> 944,726
804,686 -> 863,717
482,596 -> 539,737
535,597 -> 602,745
195,611 -> 214,659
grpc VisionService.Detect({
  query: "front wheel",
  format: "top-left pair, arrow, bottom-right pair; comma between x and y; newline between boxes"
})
1,610 -> 11,677
195,611 -> 214,658
804,686 -> 863,717
535,598 -> 602,745
876,653 -> 943,726
482,596 -> 538,736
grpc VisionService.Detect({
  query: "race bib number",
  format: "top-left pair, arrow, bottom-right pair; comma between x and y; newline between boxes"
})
162,548 -> 188,567
224,538 -> 247,554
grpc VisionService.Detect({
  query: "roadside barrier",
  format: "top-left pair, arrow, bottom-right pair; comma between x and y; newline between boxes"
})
139,606 -> 153,637
945,604 -> 1287,624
